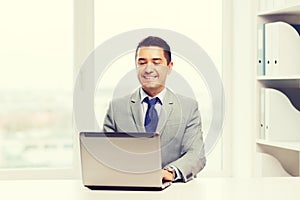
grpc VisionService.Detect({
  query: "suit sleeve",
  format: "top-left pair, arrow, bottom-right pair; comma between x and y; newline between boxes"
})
166,100 -> 206,182
102,101 -> 116,132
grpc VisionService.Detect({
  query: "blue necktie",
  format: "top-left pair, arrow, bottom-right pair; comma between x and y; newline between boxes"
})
144,97 -> 159,132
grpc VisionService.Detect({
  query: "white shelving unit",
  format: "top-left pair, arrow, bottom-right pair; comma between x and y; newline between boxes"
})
258,4 -> 300,15
257,139 -> 300,151
255,1 -> 300,176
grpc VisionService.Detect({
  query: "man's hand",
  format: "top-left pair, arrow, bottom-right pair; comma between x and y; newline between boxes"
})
162,169 -> 174,181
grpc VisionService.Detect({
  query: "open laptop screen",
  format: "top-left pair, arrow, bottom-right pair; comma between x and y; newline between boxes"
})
79,132 -> 167,190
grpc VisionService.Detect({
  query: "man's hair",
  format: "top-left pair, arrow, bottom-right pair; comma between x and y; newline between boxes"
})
135,36 -> 172,64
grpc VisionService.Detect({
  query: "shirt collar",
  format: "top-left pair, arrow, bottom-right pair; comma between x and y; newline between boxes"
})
140,87 -> 166,105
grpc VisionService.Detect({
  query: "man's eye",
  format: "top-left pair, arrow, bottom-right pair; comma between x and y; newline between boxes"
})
139,62 -> 147,65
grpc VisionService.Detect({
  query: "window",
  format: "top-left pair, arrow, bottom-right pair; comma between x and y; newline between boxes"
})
0,0 -> 73,169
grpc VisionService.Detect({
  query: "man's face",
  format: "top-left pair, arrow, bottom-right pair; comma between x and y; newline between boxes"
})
136,46 -> 173,96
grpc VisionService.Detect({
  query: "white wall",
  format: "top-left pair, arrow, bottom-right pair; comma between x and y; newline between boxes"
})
230,0 -> 256,177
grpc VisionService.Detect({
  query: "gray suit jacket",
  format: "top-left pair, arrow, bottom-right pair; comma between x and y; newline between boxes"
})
103,88 -> 206,182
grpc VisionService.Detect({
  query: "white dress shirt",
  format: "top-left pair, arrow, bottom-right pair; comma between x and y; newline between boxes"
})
139,87 -> 182,181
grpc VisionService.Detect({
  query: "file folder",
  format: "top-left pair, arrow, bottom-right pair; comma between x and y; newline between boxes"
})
263,88 -> 300,141
257,24 -> 265,75
274,0 -> 285,9
258,0 -> 275,12
266,0 -> 274,10
264,22 -> 300,76
260,88 -> 266,139
286,0 -> 300,5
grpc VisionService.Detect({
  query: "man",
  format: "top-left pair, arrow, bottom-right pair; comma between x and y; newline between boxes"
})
103,36 -> 206,182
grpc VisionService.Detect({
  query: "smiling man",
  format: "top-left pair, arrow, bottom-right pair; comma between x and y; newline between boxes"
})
103,36 -> 206,182
136,45 -> 172,97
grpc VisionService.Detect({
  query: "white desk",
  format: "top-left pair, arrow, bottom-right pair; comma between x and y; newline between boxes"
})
1,178 -> 300,200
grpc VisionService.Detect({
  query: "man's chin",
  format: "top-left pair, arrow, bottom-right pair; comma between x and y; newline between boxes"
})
142,83 -> 160,89
142,83 -> 164,94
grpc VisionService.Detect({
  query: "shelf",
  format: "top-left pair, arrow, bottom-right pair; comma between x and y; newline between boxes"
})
256,77 -> 300,87
257,76 -> 300,80
257,139 -> 300,151
258,3 -> 300,16
255,0 -> 300,177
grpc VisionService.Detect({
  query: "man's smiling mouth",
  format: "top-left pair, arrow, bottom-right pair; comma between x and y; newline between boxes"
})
142,75 -> 158,80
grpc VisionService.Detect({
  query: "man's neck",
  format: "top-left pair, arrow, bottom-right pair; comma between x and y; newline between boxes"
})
142,87 -> 165,97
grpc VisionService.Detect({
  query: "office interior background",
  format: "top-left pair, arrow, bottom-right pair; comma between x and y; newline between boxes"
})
0,0 -> 299,180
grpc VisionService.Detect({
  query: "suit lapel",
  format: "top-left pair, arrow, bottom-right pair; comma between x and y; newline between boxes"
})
156,89 -> 176,134
129,89 -> 145,132
129,88 -> 177,133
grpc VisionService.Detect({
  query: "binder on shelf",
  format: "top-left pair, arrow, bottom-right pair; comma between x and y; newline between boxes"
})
258,0 -> 267,12
286,0 -> 300,6
279,88 -> 300,111
266,0 -> 274,10
273,0 -> 286,9
262,88 -> 300,141
258,0 -> 275,13
257,24 -> 265,76
264,21 -> 300,77
260,88 -> 266,139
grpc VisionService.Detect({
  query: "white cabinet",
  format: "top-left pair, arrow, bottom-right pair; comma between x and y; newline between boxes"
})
255,1 -> 300,176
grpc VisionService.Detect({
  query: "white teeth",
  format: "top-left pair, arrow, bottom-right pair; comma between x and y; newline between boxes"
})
143,75 -> 157,79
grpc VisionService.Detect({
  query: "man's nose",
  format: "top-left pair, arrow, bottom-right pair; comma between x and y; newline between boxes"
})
144,64 -> 154,73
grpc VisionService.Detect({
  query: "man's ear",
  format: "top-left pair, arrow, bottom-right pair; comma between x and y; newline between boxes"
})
167,61 -> 173,74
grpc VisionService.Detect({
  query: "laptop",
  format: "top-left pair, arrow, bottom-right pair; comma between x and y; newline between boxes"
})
79,132 -> 172,191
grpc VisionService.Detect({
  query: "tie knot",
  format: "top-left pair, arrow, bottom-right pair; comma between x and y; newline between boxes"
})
144,97 -> 159,106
